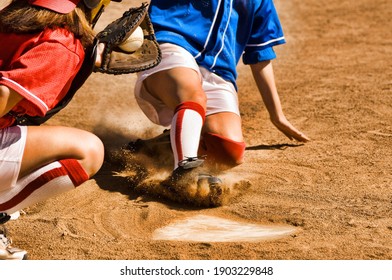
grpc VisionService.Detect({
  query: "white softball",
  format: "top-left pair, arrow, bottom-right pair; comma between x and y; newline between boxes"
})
118,26 -> 144,52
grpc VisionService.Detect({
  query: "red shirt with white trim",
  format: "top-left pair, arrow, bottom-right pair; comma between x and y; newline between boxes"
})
0,28 -> 85,128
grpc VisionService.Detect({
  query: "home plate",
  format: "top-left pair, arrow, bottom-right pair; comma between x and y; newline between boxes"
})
152,215 -> 296,242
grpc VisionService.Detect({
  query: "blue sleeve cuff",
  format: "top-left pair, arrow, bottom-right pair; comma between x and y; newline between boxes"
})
242,47 -> 276,64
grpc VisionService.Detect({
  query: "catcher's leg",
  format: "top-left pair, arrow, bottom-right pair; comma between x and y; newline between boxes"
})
0,125 -> 104,215
21,126 -> 104,178
0,159 -> 89,215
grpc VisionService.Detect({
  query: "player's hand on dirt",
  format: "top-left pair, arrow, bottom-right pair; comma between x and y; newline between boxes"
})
270,115 -> 310,142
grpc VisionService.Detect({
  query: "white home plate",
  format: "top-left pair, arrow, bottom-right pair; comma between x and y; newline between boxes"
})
153,215 -> 296,242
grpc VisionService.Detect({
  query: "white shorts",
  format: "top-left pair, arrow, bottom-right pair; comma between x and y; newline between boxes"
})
0,126 -> 27,192
134,43 -> 240,127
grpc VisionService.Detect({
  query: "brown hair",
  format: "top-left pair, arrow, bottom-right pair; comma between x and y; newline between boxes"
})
0,0 -> 95,48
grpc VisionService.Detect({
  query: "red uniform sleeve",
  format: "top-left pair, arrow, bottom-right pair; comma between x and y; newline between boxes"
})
0,29 -> 84,118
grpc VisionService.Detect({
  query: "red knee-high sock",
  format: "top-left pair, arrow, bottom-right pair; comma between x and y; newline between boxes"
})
199,132 -> 246,169
171,101 -> 205,169
0,159 -> 89,214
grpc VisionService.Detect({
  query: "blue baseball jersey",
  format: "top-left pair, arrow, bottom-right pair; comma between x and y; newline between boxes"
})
149,0 -> 286,86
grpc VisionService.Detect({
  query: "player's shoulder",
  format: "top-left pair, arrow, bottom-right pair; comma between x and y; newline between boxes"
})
39,28 -> 83,55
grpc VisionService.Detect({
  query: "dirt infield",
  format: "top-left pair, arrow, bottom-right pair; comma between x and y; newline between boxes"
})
7,0 -> 392,259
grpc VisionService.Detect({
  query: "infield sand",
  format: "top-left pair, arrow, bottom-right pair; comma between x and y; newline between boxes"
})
5,0 -> 392,260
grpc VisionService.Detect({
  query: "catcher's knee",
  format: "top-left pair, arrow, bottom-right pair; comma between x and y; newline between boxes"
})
199,132 -> 246,168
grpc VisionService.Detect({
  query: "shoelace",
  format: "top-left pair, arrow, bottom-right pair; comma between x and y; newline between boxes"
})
178,156 -> 206,169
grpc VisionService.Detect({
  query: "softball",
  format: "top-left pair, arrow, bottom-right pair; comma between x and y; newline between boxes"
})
118,26 -> 144,52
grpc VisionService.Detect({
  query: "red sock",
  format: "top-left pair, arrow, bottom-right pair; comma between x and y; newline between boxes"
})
171,101 -> 205,169
0,159 -> 88,214
199,132 -> 246,168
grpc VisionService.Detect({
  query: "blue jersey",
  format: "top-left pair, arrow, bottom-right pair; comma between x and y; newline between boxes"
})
149,0 -> 285,86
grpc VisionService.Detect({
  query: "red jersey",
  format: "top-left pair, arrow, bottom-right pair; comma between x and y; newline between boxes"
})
0,28 -> 85,128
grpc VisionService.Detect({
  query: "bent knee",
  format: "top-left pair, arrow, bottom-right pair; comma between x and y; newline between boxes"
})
82,133 -> 104,176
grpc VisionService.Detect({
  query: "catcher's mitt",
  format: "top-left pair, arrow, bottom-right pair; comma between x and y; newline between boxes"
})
94,2 -> 161,74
